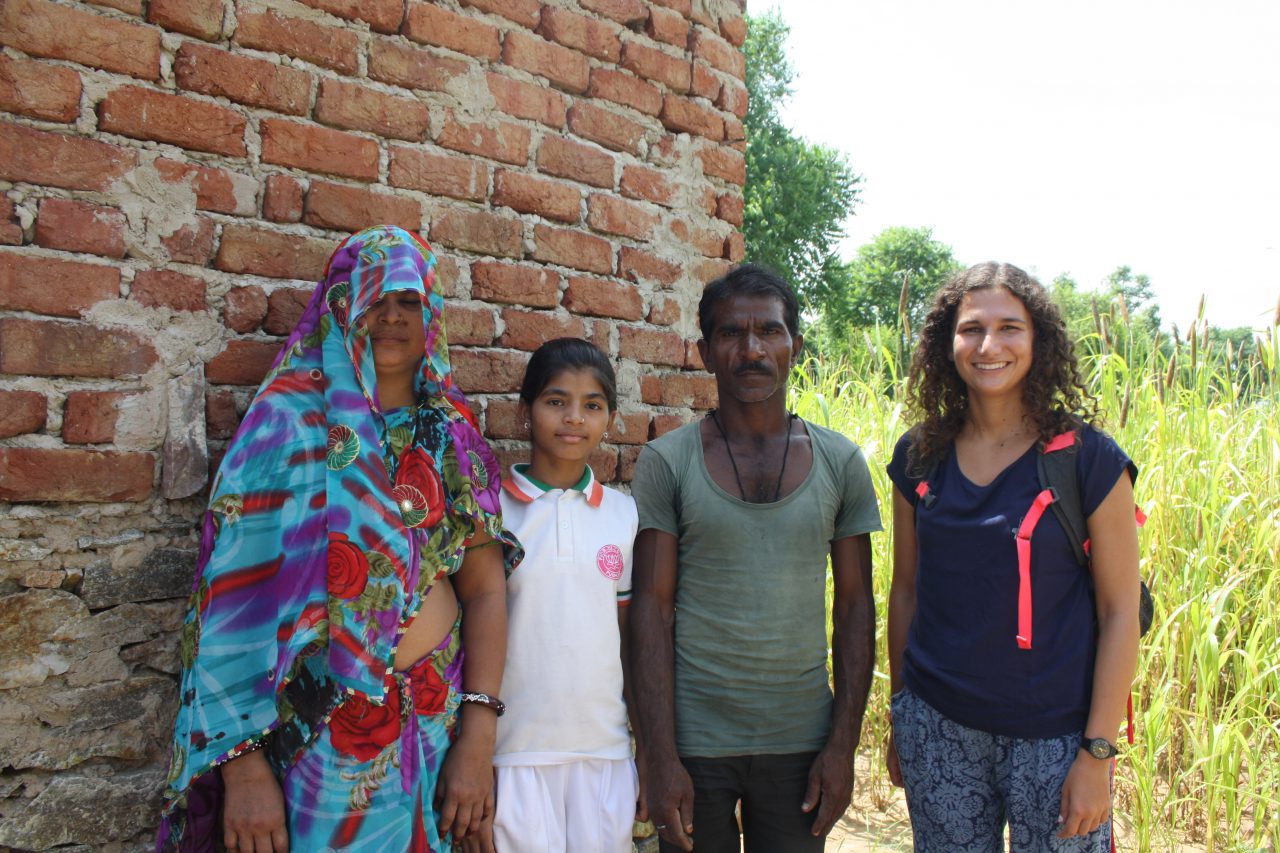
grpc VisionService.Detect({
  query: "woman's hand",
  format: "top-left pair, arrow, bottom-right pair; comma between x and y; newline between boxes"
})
1057,752 -> 1111,838
221,750 -> 289,852
437,730 -> 495,841
885,729 -> 903,788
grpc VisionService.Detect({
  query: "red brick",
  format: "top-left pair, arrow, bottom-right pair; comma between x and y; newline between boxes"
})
502,30 -> 589,94
697,144 -> 745,185
0,198 -> 19,245
640,371 -> 716,408
389,147 -> 489,202
175,43 -> 311,116
264,287 -> 311,336
499,309 -> 586,351
471,261 -> 561,308
619,245 -> 680,288
587,68 -> 662,116
0,447 -> 154,502
303,181 -> 422,233
63,390 -> 134,444
316,78 -> 429,142
719,15 -> 747,47
692,27 -> 744,78
650,412 -> 687,438
647,294 -> 681,326
429,207 -> 522,258
155,158 -> 257,217
131,270 -> 207,312
586,317 -> 613,351
235,6 -> 358,74
617,443 -> 641,481
0,391 -> 46,438
492,170 -> 581,224
621,165 -> 677,207
602,410 -> 647,446
563,274 -> 642,321
568,102 -> 646,155
0,55 -> 81,122
263,174 -> 304,223
403,3 -> 501,62
487,72 -> 567,128
538,7 -> 621,63
688,4 -> 714,31
652,0 -> 692,14
261,119 -> 379,181
646,6 -> 690,47
588,444 -> 618,482
0,252 -> 120,317
148,0 -> 224,40
532,224 -> 613,275
536,136 -> 615,188
34,199 -> 126,259
695,183 -> 717,216
621,40 -> 690,93
724,114 -> 744,143
206,389 -> 241,439
443,303 -> 496,346
0,317 -> 155,378
483,397 -> 523,440
660,93 -> 724,140
224,284 -> 267,332
717,77 -> 748,119
0,0 -> 160,80
460,0 -> 540,27
98,86 -> 247,157
370,38 -> 468,92
215,224 -> 332,281
694,257 -> 732,284
297,0 -> 403,34
619,325 -> 684,366
161,217 -> 216,265
85,0 -> 143,16
0,123 -> 137,192
690,60 -> 720,101
580,0 -> 646,26
450,348 -> 526,393
437,114 -> 531,166
206,339 -> 281,386
434,253 -> 463,298
724,230 -> 745,262
716,193 -> 744,227
587,194 -> 659,241
684,338 -> 703,369
672,218 -> 725,257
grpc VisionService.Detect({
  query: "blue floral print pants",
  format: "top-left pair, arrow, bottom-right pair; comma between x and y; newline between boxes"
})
891,688 -> 1111,853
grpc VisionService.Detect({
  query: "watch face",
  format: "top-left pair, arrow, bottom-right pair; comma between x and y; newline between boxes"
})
1086,738 -> 1116,759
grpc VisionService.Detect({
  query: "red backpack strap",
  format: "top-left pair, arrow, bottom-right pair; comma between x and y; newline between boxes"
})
1014,487 -> 1057,649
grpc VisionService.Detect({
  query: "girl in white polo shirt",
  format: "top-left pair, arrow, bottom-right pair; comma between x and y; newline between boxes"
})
491,338 -> 642,852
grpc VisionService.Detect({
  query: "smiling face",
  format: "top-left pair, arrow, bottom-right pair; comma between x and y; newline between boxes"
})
522,367 -> 613,471
698,293 -> 803,406
951,286 -> 1035,400
361,288 -> 426,407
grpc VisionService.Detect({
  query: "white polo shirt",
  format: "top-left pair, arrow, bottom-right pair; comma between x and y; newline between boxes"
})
494,464 -> 637,765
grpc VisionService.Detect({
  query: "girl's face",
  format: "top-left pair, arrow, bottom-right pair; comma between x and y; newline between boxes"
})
951,286 -> 1034,400
523,368 -> 613,468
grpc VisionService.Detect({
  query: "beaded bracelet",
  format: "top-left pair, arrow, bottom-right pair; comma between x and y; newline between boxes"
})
458,692 -> 506,716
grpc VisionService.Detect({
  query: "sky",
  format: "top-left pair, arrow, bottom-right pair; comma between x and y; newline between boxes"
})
750,0 -> 1280,330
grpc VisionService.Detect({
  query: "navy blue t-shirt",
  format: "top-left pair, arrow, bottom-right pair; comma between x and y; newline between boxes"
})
887,424 -> 1133,738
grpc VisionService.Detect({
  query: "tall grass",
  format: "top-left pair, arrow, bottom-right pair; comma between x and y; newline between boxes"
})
793,315 -> 1280,851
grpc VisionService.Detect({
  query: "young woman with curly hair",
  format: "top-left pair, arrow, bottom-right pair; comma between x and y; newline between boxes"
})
885,262 -> 1141,851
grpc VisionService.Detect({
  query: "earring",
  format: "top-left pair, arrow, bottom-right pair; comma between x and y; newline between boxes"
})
602,431 -> 610,441
523,421 -> 530,431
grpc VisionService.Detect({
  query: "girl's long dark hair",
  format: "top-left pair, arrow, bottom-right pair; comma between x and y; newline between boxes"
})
904,262 -> 1096,476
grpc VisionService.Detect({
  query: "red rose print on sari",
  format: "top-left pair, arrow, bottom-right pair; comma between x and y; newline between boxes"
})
410,665 -> 449,716
328,532 -> 370,599
394,447 -> 446,529
328,689 -> 402,761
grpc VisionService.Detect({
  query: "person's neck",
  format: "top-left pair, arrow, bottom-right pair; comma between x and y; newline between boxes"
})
526,454 -> 589,491
714,398 -> 792,444
962,396 -> 1033,444
377,378 -> 416,410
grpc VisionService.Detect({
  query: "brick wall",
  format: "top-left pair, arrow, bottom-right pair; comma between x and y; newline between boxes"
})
0,0 -> 745,845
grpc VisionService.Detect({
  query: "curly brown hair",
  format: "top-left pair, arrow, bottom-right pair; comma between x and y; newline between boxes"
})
904,262 -> 1097,476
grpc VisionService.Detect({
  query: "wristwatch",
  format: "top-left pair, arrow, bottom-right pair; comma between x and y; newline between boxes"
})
1080,736 -> 1118,759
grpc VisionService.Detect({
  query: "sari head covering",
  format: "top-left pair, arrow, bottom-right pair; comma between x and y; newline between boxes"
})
159,226 -> 519,843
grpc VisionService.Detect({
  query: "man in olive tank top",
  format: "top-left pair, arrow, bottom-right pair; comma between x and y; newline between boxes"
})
631,264 -> 882,852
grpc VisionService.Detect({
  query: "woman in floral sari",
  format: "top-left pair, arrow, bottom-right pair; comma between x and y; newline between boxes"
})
158,225 -> 520,852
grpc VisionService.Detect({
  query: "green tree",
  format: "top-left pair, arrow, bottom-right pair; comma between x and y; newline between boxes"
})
742,12 -> 861,313
829,226 -> 961,335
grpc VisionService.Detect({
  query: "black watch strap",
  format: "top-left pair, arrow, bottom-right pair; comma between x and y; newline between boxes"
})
1080,736 -> 1118,759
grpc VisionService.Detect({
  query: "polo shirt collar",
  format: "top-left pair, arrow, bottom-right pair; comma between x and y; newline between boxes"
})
502,463 -> 603,508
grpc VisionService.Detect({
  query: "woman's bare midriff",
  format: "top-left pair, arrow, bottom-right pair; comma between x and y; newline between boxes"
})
394,574 -> 459,670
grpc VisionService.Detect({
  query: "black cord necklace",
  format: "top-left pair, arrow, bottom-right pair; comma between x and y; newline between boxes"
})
709,409 -> 796,503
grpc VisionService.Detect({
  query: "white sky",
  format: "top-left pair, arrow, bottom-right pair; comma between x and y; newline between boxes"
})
752,0 -> 1280,330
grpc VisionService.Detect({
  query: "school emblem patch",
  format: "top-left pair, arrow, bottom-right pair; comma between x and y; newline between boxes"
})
596,544 -> 624,580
